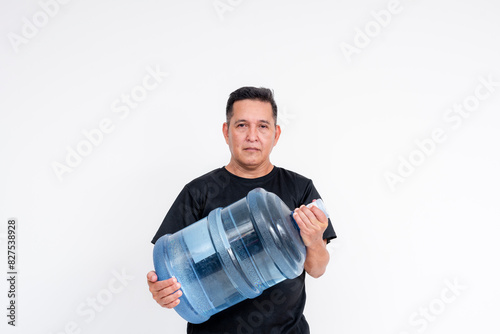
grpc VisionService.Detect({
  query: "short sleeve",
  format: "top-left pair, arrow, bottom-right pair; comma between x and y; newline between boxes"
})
151,185 -> 203,244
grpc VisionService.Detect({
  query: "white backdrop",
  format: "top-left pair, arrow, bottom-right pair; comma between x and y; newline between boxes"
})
1,0 -> 499,333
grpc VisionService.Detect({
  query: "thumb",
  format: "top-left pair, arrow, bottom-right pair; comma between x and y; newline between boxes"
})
147,271 -> 158,283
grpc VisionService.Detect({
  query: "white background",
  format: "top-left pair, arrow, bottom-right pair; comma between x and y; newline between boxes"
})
1,0 -> 499,333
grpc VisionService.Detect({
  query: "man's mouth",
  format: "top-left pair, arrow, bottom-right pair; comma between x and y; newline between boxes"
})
244,147 -> 260,151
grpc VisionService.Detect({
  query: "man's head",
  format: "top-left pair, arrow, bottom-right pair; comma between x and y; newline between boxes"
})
223,87 -> 281,175
226,87 -> 278,126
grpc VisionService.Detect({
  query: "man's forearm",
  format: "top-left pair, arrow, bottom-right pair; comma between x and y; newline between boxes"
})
304,239 -> 330,278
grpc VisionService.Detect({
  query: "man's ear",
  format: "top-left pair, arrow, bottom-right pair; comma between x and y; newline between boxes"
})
222,122 -> 230,144
273,124 -> 281,147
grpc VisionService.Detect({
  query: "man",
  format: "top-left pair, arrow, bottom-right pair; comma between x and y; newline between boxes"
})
148,87 -> 336,333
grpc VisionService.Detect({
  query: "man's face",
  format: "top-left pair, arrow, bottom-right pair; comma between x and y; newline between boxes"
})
223,99 -> 281,170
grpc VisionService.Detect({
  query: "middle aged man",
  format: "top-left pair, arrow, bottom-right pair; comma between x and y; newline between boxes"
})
148,86 -> 336,334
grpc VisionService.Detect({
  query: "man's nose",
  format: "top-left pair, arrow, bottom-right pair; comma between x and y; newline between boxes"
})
246,126 -> 258,141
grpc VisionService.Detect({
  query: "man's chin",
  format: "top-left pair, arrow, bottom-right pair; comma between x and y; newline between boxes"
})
238,159 -> 263,168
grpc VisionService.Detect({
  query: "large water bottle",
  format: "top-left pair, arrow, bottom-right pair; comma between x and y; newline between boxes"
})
153,187 -> 329,324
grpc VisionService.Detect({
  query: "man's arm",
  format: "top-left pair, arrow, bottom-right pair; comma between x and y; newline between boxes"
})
293,204 -> 330,278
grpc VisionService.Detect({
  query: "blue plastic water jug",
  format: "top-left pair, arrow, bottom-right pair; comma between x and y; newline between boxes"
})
153,187 -> 329,324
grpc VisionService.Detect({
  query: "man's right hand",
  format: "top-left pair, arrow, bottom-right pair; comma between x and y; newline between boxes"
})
147,271 -> 183,308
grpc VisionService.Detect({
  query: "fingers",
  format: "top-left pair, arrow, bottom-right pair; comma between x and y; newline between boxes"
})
294,204 -> 327,225
309,205 -> 328,224
156,280 -> 183,308
147,272 -> 183,309
293,204 -> 328,247
294,205 -> 322,230
149,276 -> 179,293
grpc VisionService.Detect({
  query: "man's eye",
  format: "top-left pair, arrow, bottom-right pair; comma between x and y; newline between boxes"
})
237,124 -> 246,127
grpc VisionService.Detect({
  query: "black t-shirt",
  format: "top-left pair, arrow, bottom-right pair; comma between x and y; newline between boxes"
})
152,166 -> 336,334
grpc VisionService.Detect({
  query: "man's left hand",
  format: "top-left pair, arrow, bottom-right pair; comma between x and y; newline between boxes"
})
293,202 -> 329,247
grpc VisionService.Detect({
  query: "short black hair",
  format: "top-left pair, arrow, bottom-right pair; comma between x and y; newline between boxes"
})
226,87 -> 278,125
